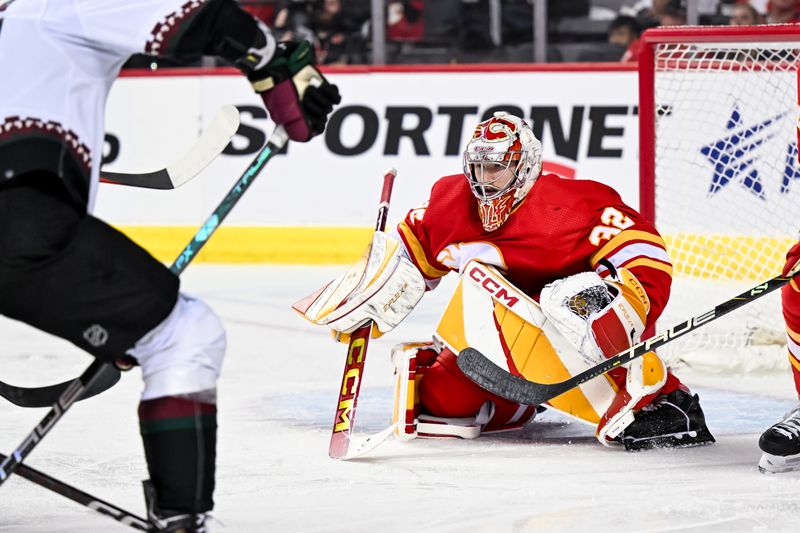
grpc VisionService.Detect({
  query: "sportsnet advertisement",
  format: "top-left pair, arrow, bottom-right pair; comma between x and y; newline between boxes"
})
97,66 -> 640,263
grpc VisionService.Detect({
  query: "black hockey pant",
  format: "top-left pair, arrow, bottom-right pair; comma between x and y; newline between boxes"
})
0,171 -> 179,361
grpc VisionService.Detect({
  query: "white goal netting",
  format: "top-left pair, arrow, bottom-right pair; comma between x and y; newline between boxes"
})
649,36 -> 800,371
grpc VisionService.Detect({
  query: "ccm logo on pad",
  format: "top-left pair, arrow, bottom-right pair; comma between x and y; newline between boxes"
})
469,266 -> 519,308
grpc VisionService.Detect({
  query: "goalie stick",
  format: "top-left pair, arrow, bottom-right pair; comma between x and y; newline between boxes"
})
0,122 -> 289,533
457,259 -> 800,406
328,168 -> 397,460
99,105 -> 240,190
340,422 -> 398,460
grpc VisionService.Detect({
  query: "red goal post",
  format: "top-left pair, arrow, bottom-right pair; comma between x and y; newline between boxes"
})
638,25 -> 800,370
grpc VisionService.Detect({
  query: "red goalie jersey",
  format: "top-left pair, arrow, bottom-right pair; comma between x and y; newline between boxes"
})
397,172 -> 674,327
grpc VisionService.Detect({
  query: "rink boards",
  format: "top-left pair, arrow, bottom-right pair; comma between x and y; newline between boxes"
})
98,65 -> 640,263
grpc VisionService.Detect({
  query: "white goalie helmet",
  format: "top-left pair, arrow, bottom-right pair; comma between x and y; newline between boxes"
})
463,112 -> 543,232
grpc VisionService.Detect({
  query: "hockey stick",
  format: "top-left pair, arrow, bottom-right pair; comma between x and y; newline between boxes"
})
0,452 -> 151,531
99,105 -> 240,190
0,123 -> 288,502
0,364 -> 121,408
457,260 -> 800,406
328,168 -> 397,460
0,105 -> 241,408
341,422 -> 398,460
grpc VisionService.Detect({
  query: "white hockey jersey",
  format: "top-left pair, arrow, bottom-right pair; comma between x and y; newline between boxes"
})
0,0 -> 207,210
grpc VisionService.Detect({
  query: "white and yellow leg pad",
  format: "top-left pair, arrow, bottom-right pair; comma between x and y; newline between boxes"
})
596,351 -> 667,444
433,261 -> 621,427
416,413 -> 482,439
390,341 -> 482,440
391,342 -> 425,440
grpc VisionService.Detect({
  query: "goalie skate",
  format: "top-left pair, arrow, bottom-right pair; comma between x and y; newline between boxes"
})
620,389 -> 715,451
758,404 -> 800,474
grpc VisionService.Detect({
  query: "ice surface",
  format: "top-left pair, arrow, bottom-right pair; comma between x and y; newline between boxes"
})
2,266 -> 800,532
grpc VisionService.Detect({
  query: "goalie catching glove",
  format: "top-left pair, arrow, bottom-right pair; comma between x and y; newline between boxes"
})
293,232 -> 426,339
540,268 -> 667,444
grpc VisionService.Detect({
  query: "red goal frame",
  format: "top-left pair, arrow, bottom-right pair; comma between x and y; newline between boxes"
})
638,24 -> 800,222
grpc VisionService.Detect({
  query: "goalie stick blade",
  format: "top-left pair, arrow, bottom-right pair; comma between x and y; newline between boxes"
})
0,364 -> 121,408
99,105 -> 240,190
340,423 -> 397,461
457,348 -> 559,406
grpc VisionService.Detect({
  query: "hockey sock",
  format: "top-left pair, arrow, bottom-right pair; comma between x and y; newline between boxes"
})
139,395 -> 217,514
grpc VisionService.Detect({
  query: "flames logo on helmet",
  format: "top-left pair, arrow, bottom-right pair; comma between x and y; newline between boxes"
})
473,116 -> 519,142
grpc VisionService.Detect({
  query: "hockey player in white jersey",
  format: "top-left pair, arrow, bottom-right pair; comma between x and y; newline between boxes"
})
0,1 -> 340,530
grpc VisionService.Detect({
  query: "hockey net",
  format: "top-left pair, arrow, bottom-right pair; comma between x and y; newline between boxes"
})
639,26 -> 800,372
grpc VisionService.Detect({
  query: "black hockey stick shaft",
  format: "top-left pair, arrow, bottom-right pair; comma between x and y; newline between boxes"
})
0,453 -> 151,531
0,126 -> 288,495
458,261 -> 800,406
0,359 -> 110,485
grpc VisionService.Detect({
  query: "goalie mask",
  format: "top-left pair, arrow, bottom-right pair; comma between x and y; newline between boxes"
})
463,112 -> 542,232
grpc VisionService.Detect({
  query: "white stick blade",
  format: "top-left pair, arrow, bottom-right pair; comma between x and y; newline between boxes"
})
165,105 -> 241,187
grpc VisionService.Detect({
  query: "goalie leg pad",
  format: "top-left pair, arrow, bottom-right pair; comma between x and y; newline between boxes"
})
418,348 -> 536,435
420,347 -> 502,418
481,402 -> 539,434
411,406 -> 537,439
128,294 -> 227,401
596,351 -> 668,444
391,342 -> 428,440
391,341 -> 483,439
540,270 -> 648,365
392,344 -> 537,439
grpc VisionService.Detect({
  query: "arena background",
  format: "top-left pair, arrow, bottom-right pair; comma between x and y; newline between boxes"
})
99,65 -> 639,263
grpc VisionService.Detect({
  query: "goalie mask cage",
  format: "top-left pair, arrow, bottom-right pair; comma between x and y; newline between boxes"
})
639,25 -> 800,371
